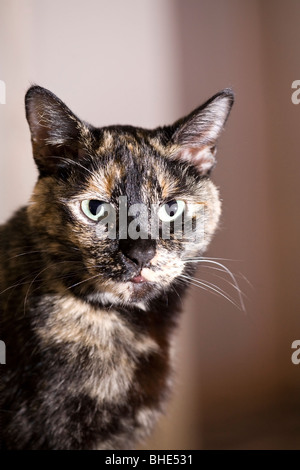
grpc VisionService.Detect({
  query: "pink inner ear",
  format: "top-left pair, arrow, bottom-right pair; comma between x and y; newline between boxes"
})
179,146 -> 215,175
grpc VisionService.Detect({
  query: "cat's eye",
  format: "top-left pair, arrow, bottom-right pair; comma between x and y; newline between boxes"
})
158,200 -> 185,222
81,199 -> 106,221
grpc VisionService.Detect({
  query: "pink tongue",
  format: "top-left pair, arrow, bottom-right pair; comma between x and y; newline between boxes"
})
131,275 -> 146,284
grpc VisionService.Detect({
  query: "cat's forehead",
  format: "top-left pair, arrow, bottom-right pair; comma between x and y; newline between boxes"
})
81,127 -> 183,203
94,127 -> 168,158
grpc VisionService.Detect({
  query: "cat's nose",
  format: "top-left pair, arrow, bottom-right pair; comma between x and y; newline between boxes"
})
119,238 -> 156,269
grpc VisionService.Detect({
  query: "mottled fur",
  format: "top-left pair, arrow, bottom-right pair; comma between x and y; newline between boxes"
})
0,86 -> 233,449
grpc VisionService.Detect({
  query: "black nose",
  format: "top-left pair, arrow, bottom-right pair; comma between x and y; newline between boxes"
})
119,238 -> 156,269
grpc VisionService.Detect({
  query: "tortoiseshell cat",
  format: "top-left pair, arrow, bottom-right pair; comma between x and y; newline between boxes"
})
0,86 -> 233,450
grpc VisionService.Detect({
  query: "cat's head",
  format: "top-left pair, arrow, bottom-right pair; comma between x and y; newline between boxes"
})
25,86 -> 233,307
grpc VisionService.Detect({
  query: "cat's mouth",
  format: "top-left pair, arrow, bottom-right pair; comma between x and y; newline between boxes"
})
129,267 -> 157,285
91,263 -> 178,305
124,268 -> 161,301
130,274 -> 147,284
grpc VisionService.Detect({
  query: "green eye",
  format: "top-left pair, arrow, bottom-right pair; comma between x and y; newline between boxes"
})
158,200 -> 185,222
81,199 -> 106,221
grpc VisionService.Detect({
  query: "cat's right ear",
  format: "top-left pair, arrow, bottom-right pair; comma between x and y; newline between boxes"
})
169,89 -> 234,176
25,86 -> 84,176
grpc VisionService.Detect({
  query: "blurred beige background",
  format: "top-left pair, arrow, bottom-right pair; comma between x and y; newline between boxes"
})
1,0 -> 300,449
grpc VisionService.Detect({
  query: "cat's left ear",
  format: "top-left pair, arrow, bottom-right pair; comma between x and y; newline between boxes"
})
25,86 -> 86,176
170,89 -> 234,175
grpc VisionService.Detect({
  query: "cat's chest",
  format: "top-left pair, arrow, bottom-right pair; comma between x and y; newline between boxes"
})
33,294 -> 160,403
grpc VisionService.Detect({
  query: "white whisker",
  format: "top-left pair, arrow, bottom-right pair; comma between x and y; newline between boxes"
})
22,261 -> 86,314
180,274 -> 241,310
182,257 -> 246,312
67,273 -> 102,290
193,265 -> 246,297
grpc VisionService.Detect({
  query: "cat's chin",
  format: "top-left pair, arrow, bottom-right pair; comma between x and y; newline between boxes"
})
85,278 -> 163,308
118,280 -> 160,304
127,280 -> 156,301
